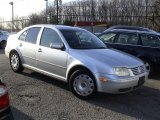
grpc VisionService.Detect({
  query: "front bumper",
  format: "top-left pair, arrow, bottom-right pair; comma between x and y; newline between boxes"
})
94,72 -> 148,94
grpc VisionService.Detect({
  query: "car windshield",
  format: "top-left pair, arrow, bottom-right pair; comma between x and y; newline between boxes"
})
60,29 -> 107,49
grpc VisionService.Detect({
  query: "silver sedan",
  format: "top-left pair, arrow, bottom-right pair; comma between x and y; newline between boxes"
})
5,25 -> 148,99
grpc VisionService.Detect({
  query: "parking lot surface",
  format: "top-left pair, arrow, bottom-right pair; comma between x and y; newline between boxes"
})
0,49 -> 160,120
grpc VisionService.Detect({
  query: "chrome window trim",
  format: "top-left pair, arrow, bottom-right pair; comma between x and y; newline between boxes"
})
108,42 -> 160,49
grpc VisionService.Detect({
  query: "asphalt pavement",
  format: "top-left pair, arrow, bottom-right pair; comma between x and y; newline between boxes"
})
0,49 -> 160,120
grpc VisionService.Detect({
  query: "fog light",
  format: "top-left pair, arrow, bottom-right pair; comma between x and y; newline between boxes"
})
99,77 -> 108,82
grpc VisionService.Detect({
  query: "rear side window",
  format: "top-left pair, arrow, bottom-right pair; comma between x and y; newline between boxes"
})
25,27 -> 41,44
115,34 -> 129,44
141,35 -> 160,47
40,28 -> 62,48
99,33 -> 116,43
115,33 -> 138,45
128,34 -> 138,45
19,27 -> 41,44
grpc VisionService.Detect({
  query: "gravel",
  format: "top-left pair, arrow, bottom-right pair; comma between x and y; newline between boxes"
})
0,49 -> 160,120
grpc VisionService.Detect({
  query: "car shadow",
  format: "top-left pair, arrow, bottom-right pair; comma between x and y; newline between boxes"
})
20,70 -> 160,119
86,86 -> 160,119
10,106 -> 34,120
151,76 -> 160,81
21,70 -> 69,91
149,70 -> 160,80
150,72 -> 160,81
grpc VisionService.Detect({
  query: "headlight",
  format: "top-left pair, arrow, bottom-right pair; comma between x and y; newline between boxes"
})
114,67 -> 130,76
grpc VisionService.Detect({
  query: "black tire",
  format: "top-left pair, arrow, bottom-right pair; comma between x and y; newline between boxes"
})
69,70 -> 97,99
143,59 -> 154,76
0,40 -> 6,49
9,52 -> 24,73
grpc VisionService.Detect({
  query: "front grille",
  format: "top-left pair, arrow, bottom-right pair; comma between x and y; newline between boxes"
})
131,65 -> 145,76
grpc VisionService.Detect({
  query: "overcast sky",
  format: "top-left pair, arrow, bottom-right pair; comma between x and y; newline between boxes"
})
0,0 -> 72,21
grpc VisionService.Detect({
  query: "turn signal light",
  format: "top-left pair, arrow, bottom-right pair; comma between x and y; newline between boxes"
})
99,77 -> 108,82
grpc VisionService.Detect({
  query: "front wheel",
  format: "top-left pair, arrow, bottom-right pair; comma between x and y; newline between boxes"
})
143,59 -> 154,76
69,70 -> 97,99
10,52 -> 24,73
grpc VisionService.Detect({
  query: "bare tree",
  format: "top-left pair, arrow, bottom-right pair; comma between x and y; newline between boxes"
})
151,0 -> 160,30
28,13 -> 45,26
0,0 -> 159,31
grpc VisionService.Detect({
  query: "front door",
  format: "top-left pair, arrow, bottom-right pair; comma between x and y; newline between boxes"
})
36,27 -> 68,78
113,32 -> 139,56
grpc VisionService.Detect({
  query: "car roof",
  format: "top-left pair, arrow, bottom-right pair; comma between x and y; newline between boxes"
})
29,24 -> 84,31
104,25 -> 156,33
0,30 -> 9,33
103,28 -> 160,36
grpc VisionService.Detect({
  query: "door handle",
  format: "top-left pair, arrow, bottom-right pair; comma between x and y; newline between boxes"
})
19,43 -> 23,47
38,48 -> 42,52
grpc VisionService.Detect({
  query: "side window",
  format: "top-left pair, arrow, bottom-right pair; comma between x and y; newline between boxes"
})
127,34 -> 138,45
19,30 -> 28,41
25,27 -> 40,44
115,34 -> 129,44
40,28 -> 62,47
99,33 -> 116,43
141,35 -> 160,47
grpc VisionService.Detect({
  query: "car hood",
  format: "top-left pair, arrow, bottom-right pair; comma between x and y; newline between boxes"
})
73,49 -> 143,68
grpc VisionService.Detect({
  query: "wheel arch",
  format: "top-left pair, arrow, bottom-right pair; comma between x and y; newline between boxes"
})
138,55 -> 154,65
9,49 -> 24,64
0,40 -> 7,48
0,40 -> 7,43
9,49 -> 18,57
67,65 -> 96,83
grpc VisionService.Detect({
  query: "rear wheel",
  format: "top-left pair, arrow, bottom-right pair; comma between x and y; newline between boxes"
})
10,52 -> 24,73
69,70 -> 97,99
0,40 -> 6,49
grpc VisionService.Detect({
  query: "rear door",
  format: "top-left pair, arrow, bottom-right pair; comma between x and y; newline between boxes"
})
18,27 -> 41,67
112,32 -> 140,56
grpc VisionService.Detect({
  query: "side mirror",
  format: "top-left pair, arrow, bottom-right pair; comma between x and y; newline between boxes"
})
50,43 -> 65,51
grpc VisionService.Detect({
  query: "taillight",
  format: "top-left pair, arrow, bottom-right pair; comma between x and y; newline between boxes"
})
0,85 -> 9,110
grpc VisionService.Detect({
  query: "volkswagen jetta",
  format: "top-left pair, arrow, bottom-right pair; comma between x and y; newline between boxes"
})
5,25 -> 148,99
